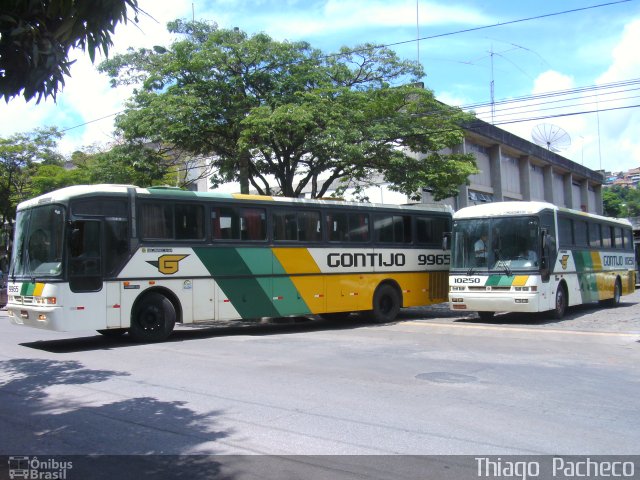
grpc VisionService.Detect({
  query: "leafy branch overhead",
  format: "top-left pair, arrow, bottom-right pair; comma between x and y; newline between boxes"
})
0,0 -> 140,103
100,20 -> 477,199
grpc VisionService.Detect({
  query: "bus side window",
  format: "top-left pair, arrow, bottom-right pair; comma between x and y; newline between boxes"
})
175,204 -> 204,240
602,226 -> 612,248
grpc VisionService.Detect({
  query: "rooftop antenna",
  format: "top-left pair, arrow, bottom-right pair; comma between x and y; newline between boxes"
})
490,45 -> 495,124
531,123 -> 572,153
416,0 -> 420,67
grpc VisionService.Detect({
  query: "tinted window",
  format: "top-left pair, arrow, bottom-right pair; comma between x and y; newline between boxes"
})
558,217 -> 573,247
212,207 -> 267,241
589,223 -> 601,248
624,228 -> 633,250
140,203 -> 204,240
326,212 -> 370,242
72,198 -> 127,217
175,204 -> 204,240
273,211 -> 321,242
574,220 -> 588,246
602,226 -> 612,248
416,216 -> 449,245
375,215 -> 411,243
613,227 -> 623,248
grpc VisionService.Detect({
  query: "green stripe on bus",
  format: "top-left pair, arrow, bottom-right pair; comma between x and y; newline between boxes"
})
194,247 -> 254,276
485,275 -> 514,287
192,247 -> 310,318
20,283 -> 35,295
218,277 -> 280,318
572,250 -> 599,303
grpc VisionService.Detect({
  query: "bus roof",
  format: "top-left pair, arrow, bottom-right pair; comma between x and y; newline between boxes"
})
17,184 -> 453,214
453,201 -> 631,226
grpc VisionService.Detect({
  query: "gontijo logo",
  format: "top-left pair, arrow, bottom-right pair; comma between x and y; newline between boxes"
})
146,254 -> 189,275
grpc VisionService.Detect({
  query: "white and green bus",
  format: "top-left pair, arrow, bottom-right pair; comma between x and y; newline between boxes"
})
7,185 -> 452,341
449,201 -> 635,320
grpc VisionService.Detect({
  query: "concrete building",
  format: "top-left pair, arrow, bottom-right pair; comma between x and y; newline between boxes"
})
422,119 -> 604,214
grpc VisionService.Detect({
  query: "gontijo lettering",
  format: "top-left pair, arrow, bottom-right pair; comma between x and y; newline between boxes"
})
327,252 -> 405,268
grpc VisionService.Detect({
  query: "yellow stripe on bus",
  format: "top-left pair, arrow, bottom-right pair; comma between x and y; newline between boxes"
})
231,194 -> 274,201
272,248 -> 322,274
33,283 -> 45,296
512,275 -> 529,287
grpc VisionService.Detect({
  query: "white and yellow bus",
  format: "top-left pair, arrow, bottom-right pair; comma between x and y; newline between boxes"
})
449,201 -> 635,320
7,185 -> 452,341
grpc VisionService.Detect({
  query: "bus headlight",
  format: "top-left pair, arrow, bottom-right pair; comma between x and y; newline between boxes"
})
34,297 -> 57,305
514,287 -> 537,292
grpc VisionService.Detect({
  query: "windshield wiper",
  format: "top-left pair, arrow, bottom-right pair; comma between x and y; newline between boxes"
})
492,248 -> 512,276
495,260 -> 512,276
466,267 -> 475,275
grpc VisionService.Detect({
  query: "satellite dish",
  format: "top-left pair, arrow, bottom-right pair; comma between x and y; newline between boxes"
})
531,123 -> 571,152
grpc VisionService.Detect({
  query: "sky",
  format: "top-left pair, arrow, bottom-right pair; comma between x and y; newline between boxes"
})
2,0 -> 640,176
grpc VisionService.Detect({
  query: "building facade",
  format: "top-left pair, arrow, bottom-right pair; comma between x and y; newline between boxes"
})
428,119 -> 604,214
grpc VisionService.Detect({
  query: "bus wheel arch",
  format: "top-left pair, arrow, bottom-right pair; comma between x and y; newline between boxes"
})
129,289 -> 180,342
552,281 -> 568,320
606,276 -> 622,307
369,281 -> 403,324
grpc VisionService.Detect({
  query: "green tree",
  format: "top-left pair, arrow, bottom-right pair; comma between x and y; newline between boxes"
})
603,185 -> 640,218
29,164 -> 90,197
0,127 -> 63,223
80,142 -> 210,188
1,0 -> 140,102
603,188 -> 626,217
100,20 -> 476,200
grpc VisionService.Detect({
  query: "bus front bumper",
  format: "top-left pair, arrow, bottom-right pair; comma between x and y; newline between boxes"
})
7,304 -> 66,331
448,292 -> 540,313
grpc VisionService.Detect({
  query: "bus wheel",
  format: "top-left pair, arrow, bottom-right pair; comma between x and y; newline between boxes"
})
130,292 -> 176,342
97,328 -> 127,338
370,284 -> 401,323
478,311 -> 494,321
552,284 -> 567,320
605,278 -> 622,307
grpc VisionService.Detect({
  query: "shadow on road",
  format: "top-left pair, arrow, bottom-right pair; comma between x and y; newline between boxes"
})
0,358 -> 230,464
19,314 -> 376,353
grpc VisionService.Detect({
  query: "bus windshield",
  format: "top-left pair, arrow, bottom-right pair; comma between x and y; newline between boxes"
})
10,205 -> 65,278
452,216 -> 540,272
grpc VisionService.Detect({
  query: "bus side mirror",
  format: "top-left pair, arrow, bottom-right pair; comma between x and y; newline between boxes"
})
442,232 -> 451,250
541,228 -> 549,249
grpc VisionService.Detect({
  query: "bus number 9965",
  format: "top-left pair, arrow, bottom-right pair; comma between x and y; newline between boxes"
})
418,254 -> 450,266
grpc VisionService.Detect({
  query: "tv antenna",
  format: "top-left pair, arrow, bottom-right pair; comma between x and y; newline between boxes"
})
531,123 -> 571,152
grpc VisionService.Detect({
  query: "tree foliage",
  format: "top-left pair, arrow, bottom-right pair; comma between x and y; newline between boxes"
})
75,142 -> 214,188
100,20 -> 477,200
0,127 -> 63,223
0,0 -> 139,102
603,185 -> 640,218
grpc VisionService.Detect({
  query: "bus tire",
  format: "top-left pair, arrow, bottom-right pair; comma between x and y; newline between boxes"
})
478,311 -> 494,321
605,278 -> 622,307
369,283 -> 401,323
552,283 -> 567,320
129,292 -> 176,342
97,328 -> 127,338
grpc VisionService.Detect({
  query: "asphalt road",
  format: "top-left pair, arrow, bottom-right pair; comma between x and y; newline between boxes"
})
0,291 -> 639,462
